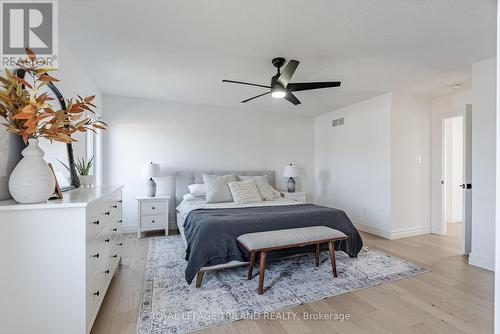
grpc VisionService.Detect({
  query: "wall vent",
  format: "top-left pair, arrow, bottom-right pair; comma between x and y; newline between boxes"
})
332,117 -> 344,127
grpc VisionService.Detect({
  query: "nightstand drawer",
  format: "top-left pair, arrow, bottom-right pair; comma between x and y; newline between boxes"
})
141,215 -> 167,229
141,202 -> 166,216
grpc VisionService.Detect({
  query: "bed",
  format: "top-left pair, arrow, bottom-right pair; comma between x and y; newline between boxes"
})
175,170 -> 363,284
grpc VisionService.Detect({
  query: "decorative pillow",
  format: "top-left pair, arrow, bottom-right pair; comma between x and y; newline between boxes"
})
237,175 -> 281,201
202,174 -> 237,203
227,180 -> 263,205
188,184 -> 206,197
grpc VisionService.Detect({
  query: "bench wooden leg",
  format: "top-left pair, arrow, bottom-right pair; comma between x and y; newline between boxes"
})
248,251 -> 256,280
195,271 -> 205,288
315,243 -> 320,267
328,241 -> 338,278
258,251 -> 267,294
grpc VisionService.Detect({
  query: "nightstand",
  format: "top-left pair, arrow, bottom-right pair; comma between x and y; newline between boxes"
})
280,191 -> 307,203
136,196 -> 170,238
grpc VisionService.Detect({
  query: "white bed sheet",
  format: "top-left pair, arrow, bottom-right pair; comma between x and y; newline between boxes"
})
176,195 -> 301,217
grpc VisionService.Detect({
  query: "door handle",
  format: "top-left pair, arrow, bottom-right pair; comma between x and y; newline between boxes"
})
460,184 -> 472,189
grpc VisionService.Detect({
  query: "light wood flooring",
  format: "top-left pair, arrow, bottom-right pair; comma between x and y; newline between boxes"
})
91,224 -> 493,334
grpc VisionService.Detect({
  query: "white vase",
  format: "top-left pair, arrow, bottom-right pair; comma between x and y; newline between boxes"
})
8,138 -> 56,203
79,175 -> 94,187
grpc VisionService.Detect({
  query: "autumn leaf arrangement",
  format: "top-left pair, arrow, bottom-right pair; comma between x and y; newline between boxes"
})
0,48 -> 106,144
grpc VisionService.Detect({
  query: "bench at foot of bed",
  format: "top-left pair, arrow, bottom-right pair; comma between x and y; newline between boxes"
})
238,226 -> 348,294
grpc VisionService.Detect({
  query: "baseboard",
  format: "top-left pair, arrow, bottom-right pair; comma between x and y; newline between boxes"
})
469,254 -> 495,271
354,223 -> 430,240
122,225 -> 137,234
390,226 -> 430,239
354,223 -> 392,239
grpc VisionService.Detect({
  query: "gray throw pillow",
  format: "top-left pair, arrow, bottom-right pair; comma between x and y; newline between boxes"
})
202,174 -> 237,203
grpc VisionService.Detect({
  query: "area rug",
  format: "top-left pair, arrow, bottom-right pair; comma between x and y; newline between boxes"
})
137,236 -> 429,334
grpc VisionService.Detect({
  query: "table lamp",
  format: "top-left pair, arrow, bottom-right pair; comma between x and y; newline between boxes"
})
140,162 -> 161,197
283,164 -> 299,193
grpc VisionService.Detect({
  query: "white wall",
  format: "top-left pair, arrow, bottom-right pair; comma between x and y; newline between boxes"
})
315,92 -> 431,239
103,95 -> 315,231
430,89 -> 471,234
315,93 -> 392,237
390,93 -> 431,238
470,57 -> 496,271
495,6 -> 500,329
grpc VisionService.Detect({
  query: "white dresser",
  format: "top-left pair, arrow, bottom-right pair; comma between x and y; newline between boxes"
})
0,185 -> 123,334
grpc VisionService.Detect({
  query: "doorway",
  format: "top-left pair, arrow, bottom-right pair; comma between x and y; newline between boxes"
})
441,105 -> 472,254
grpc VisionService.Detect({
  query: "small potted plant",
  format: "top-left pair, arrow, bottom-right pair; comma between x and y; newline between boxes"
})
60,156 -> 95,186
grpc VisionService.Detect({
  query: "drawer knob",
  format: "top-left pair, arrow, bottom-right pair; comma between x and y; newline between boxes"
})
112,205 -> 117,208
118,220 -> 123,223
105,238 -> 110,243
93,220 -> 100,225
117,243 -> 123,246
118,200 -> 122,203
152,220 -> 155,223
112,254 -> 118,258
105,212 -> 110,215
94,291 -> 100,297
93,253 -> 99,258
112,228 -> 117,232
152,206 -> 155,210
104,269 -> 110,274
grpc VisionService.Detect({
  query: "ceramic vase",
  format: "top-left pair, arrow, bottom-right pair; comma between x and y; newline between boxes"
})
8,138 -> 55,203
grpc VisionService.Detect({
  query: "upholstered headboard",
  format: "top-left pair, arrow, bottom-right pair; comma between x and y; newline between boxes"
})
174,170 -> 276,206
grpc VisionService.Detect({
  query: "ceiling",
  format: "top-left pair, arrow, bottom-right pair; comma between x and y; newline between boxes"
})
60,0 -> 496,116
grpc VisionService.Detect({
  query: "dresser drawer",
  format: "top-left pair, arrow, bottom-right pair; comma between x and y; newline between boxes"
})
141,214 -> 167,229
86,239 -> 105,282
86,271 -> 106,331
141,201 -> 166,216
86,203 -> 103,243
86,230 -> 113,281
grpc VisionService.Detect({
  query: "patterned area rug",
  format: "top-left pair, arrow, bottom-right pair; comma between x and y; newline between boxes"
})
137,236 -> 429,334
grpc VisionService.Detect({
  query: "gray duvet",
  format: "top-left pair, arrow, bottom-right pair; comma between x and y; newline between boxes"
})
183,204 -> 363,284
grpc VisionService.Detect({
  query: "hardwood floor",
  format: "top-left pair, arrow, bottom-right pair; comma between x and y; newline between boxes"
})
91,224 -> 493,334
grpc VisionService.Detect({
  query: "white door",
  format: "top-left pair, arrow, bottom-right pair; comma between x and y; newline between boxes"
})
462,104 -> 472,254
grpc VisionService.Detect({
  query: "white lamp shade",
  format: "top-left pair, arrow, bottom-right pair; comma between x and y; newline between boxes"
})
283,165 -> 300,178
140,162 -> 161,178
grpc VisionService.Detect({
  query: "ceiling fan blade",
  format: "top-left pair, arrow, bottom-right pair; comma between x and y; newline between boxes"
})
222,79 -> 271,89
288,81 -> 341,92
277,59 -> 299,88
241,91 -> 271,103
284,92 -> 301,105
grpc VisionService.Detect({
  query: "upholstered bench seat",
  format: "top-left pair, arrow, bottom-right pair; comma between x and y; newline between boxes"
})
237,226 -> 348,294
237,226 -> 347,250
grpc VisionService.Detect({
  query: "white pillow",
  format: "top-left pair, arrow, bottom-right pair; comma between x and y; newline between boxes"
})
202,174 -> 237,203
237,175 -> 281,201
188,184 -> 206,197
228,180 -> 263,205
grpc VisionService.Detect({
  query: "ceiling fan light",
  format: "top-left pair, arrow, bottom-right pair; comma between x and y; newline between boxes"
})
271,90 -> 286,99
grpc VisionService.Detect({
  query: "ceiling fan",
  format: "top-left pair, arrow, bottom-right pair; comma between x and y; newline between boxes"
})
222,57 -> 341,105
